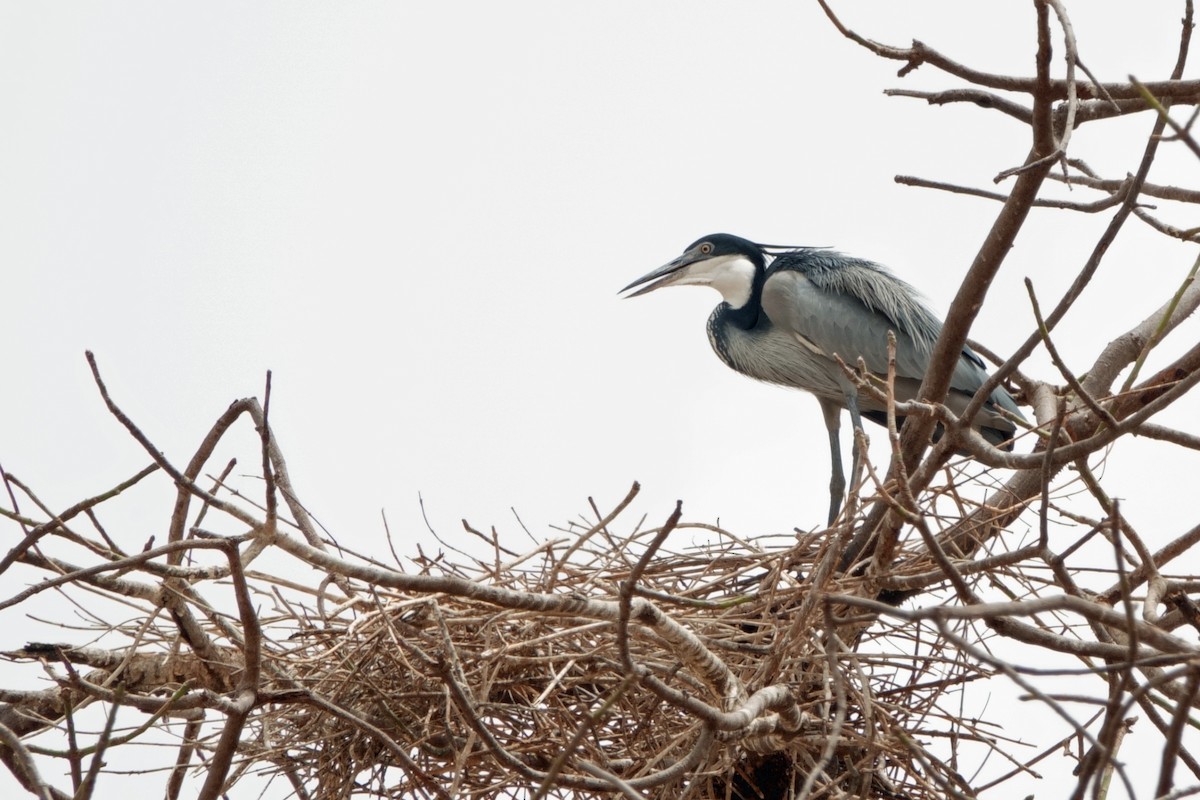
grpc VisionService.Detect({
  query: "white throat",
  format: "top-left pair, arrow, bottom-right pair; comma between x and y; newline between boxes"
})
679,254 -> 756,308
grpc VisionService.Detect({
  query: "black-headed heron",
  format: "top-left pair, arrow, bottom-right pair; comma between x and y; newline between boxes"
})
621,233 -> 1023,525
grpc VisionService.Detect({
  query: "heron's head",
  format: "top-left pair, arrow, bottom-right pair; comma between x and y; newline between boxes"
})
620,233 -> 763,308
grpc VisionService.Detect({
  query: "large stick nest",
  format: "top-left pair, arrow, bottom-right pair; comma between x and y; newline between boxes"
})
246,524 -> 989,799
0,373 -> 1071,799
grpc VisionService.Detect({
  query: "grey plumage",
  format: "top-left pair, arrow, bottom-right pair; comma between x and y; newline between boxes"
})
621,233 -> 1023,525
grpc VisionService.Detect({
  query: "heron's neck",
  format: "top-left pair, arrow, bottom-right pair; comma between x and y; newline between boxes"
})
712,298 -> 760,330
715,255 -> 765,328
704,255 -> 757,308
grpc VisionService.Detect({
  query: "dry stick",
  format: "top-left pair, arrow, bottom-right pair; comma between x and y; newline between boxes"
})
1072,505 -> 1139,800
866,335 -> 911,573
74,688 -> 121,800
19,673 -> 227,720
85,353 -> 261,533
1132,422 -> 1200,450
191,458 -> 237,554
529,674 -> 639,800
998,0 -> 1084,182
1075,464 -> 1155,577
1122,247 -> 1200,393
228,542 -> 264,693
31,676 -> 193,758
1097,662 -> 1200,767
1069,96 -> 1167,127
63,694 -> 81,792
459,518 -> 516,560
4,476 -> 134,558
277,761 -> 315,800
195,540 -> 264,800
0,462 -> 26,534
83,506 -> 123,557
0,719 -> 59,800
1074,56 -> 1120,110
847,651 -> 879,796
1048,349 -> 1200,454
585,496 -> 607,537
885,87 -> 1033,123
907,501 -> 976,604
1108,663 -> 1200,783
1025,279 -> 1117,427
817,0 -> 1200,102
1101,521 -> 1200,606
1037,0 -> 1081,161
203,395 -> 360,600
430,603 -> 478,799
1163,591 -> 1200,634
548,481 -> 640,590
0,464 -> 158,576
968,348 -> 1200,471
1047,168 -> 1200,204
164,718 -> 204,800
97,602 -> 169,696
973,711 -> 1106,792
8,554 -> 188,664
1112,337 -> 1200,419
164,397 -> 257,558
832,592 -> 1195,658
1096,719 -> 1134,800
838,338 -> 901,574
879,542 -> 1043,593
617,501 -> 682,674
489,525 -> 502,580
1038,399 -> 1065,550
896,172 -> 1129,212
574,760 -> 643,800
1134,76 -> 1200,159
895,731 -> 974,800
239,399 -> 344,549
1158,670 -> 1200,798
1133,206 -> 1200,243
0,537 -> 240,613
795,611 -> 850,800
260,370 -> 278,528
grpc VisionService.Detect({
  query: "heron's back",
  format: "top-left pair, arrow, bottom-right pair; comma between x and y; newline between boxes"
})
712,249 -> 1022,447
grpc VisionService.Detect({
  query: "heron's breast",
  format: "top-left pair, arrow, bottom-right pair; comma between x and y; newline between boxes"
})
708,313 -> 844,397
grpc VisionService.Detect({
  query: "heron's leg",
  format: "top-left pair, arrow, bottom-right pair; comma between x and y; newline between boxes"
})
818,398 -> 844,526
845,393 -> 867,502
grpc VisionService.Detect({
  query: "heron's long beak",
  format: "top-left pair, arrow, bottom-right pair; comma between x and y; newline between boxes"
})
619,251 -> 700,298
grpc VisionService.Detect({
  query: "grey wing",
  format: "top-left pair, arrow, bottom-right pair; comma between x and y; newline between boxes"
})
762,263 -> 1003,402
761,268 -> 938,383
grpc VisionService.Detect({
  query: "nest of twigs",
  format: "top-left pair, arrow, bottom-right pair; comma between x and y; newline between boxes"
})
247,517 -> 994,800
4,491 -> 1004,800
1,364 -> 1027,800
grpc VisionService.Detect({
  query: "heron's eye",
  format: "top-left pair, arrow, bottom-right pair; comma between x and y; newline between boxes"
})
699,242 -> 714,255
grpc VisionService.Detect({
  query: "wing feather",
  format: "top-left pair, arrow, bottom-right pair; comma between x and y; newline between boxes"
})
763,251 -> 1002,404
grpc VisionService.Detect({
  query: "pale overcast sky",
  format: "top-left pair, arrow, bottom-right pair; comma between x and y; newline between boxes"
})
2,3 -> 1198,797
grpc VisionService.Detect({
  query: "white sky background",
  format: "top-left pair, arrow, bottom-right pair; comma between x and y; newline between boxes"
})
2,2 -> 1199,798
